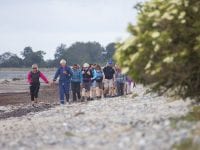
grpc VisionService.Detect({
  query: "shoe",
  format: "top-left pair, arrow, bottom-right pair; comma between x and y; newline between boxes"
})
97,96 -> 102,100
34,98 -> 38,104
60,100 -> 65,105
31,101 -> 35,107
81,97 -> 85,102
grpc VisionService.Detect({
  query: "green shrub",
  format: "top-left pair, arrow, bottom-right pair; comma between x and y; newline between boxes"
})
115,0 -> 200,100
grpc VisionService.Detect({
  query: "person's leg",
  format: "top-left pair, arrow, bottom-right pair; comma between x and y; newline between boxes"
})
114,82 -> 117,96
96,82 -> 100,98
30,85 -> 35,105
71,82 -> 77,102
99,82 -> 103,99
64,82 -> 70,103
103,80 -> 109,97
124,82 -> 128,95
91,81 -> 96,100
108,80 -> 114,97
119,83 -> 124,96
65,93 -> 69,102
74,82 -> 79,102
81,82 -> 86,101
59,83 -> 65,104
86,82 -> 91,100
116,82 -> 120,96
34,84 -> 40,103
121,83 -> 125,95
76,82 -> 81,100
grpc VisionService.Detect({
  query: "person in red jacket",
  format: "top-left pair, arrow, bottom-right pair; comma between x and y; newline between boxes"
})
27,64 -> 49,106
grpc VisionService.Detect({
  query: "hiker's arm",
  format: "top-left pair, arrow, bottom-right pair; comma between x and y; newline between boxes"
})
80,72 -> 83,83
27,72 -> 32,84
91,70 -> 97,80
68,68 -> 73,77
53,68 -> 60,81
40,72 -> 49,84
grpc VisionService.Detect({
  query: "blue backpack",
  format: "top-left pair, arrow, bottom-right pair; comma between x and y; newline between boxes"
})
95,70 -> 103,82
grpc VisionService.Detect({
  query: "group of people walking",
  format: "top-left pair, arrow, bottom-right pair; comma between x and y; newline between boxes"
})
27,59 -> 135,106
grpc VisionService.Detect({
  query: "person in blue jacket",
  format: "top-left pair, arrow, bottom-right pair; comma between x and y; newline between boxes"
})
71,64 -> 83,102
53,59 -> 73,104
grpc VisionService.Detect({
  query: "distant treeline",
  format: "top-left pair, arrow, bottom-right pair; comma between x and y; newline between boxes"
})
0,41 -> 116,68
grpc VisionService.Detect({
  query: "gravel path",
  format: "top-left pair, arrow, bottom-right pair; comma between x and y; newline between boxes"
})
0,85 -> 193,150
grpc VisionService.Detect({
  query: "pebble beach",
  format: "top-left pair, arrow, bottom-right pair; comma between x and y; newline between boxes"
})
0,81 -> 198,150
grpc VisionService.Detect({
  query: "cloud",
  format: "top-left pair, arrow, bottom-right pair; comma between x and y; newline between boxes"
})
0,0 -> 141,59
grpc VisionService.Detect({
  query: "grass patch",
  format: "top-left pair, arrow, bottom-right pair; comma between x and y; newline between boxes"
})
173,138 -> 200,150
170,106 -> 200,150
181,106 -> 200,122
131,93 -> 138,98
170,105 -> 200,128
64,131 -> 75,137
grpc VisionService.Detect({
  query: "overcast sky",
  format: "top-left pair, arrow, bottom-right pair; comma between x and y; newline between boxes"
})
0,0 -> 144,59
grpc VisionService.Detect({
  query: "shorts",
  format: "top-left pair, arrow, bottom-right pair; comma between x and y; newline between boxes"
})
95,81 -> 103,89
82,82 -> 91,92
104,79 -> 114,88
91,81 -> 96,88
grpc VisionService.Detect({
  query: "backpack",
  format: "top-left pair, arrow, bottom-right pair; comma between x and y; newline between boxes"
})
82,68 -> 93,82
30,71 -> 40,84
95,70 -> 103,82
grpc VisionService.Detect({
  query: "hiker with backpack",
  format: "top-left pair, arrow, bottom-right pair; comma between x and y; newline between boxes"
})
103,60 -> 115,97
125,76 -> 133,95
81,63 -> 93,101
53,59 -> 73,104
27,64 -> 49,106
90,64 -> 97,100
115,65 -> 126,96
71,64 -> 82,102
93,64 -> 104,99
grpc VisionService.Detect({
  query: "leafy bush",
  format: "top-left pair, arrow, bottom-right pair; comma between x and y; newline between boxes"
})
115,0 -> 200,100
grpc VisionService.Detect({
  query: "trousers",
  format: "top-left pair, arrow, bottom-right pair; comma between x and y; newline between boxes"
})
59,82 -> 70,104
71,82 -> 81,101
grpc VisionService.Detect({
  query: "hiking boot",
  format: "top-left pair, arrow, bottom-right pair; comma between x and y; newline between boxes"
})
60,100 -> 65,105
97,96 -> 101,100
34,99 -> 38,104
31,101 -> 35,106
81,97 -> 85,102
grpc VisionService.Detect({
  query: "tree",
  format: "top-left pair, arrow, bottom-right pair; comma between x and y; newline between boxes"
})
0,52 -> 23,67
66,42 -> 105,65
104,42 -> 116,62
54,44 -> 67,60
21,46 -> 33,58
53,42 -> 105,66
21,47 -> 46,67
115,0 -> 200,100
